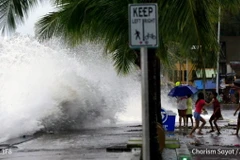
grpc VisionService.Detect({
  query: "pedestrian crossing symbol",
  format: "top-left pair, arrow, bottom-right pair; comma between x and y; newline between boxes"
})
129,3 -> 158,48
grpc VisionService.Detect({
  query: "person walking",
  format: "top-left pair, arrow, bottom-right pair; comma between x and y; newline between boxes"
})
186,94 -> 194,128
189,92 -> 213,137
208,91 -> 222,134
233,90 -> 240,136
177,96 -> 187,128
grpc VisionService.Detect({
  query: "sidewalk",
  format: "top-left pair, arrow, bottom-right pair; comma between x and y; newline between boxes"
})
162,119 -> 240,160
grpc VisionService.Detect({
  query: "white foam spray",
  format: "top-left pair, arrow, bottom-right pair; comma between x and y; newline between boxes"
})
0,35 -> 141,141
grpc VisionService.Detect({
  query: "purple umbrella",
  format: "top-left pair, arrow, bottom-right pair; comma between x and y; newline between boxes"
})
168,85 -> 198,97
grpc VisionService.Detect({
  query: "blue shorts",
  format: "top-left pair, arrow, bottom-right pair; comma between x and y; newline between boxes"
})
194,112 -> 202,121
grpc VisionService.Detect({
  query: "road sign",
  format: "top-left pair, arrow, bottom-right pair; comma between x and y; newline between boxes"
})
129,3 -> 158,48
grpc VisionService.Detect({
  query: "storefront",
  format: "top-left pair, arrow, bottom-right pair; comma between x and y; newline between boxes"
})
193,79 -> 216,90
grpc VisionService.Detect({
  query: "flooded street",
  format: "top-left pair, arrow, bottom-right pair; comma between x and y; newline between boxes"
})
0,37 -> 239,160
0,124 -> 142,160
0,37 -> 142,160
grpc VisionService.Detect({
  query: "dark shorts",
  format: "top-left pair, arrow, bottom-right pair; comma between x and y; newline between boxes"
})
238,112 -> 240,120
209,113 -> 222,121
178,109 -> 187,117
186,114 -> 193,118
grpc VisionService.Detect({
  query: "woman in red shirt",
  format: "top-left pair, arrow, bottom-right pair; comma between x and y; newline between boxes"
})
189,92 -> 213,137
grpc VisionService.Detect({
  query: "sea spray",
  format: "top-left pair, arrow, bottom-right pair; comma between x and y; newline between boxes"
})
0,35 -> 141,141
0,35 -> 182,142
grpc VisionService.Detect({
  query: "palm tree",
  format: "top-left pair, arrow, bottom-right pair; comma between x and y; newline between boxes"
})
1,1 -> 240,76
1,0 -> 240,159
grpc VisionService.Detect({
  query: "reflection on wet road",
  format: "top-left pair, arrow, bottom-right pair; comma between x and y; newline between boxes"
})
0,125 -> 142,160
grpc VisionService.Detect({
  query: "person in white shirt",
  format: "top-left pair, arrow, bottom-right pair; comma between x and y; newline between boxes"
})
177,96 -> 188,128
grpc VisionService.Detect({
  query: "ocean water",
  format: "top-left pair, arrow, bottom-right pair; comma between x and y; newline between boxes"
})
0,35 -> 142,142
0,35 -> 199,143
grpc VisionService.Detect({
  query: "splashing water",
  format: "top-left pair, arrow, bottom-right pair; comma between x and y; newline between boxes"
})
0,35 -> 141,141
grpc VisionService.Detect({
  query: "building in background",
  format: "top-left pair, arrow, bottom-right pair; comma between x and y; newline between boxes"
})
164,10 -> 240,103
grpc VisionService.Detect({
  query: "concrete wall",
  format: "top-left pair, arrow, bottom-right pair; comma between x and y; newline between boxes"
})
221,36 -> 240,76
221,36 -> 240,62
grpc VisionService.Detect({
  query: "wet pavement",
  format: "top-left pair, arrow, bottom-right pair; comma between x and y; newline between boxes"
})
0,124 -> 142,160
168,109 -> 240,160
0,109 -> 239,160
176,126 -> 240,160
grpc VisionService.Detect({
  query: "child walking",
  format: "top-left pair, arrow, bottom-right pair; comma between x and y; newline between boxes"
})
186,94 -> 193,128
208,91 -> 222,134
189,92 -> 213,137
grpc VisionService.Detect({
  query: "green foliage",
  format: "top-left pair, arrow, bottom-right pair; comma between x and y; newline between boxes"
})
36,0 -> 135,74
1,0 -> 240,74
0,0 -> 39,34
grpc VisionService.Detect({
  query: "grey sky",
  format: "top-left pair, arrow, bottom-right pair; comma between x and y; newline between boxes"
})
16,1 -> 53,36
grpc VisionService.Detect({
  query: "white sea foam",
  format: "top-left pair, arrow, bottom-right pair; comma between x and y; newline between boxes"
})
0,35 -> 141,141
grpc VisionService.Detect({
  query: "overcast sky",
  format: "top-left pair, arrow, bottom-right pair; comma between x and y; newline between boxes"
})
16,1 -> 53,35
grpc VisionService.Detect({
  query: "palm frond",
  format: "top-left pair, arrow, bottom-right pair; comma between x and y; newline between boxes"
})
36,0 -> 138,73
35,0 -> 240,74
159,0 -> 218,52
0,0 -> 39,34
111,45 -> 137,75
36,10 -> 65,40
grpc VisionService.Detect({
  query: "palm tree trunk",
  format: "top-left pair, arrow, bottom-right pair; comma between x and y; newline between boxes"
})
147,49 -> 162,160
148,49 -> 162,124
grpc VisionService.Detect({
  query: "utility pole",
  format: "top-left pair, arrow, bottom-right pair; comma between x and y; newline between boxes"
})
216,7 -> 221,93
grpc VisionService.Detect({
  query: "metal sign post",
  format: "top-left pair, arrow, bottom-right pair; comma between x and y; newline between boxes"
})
129,3 -> 158,160
141,47 -> 150,160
